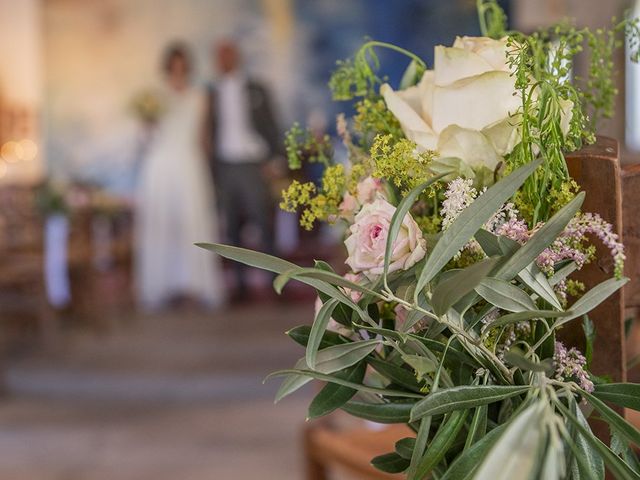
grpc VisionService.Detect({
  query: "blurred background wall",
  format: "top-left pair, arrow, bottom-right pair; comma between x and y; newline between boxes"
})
0,0 -> 43,183
38,0 -> 497,194
1,0 -> 639,194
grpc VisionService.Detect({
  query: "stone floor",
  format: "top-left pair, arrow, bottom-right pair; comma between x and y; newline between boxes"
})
0,302 -> 323,480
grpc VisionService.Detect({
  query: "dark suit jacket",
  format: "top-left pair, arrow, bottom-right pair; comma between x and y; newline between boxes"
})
204,78 -> 283,174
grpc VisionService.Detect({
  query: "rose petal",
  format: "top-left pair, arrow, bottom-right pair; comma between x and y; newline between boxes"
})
381,83 -> 438,151
434,45 -> 497,86
437,125 -> 502,170
482,115 -> 521,156
432,70 -> 520,133
452,36 -> 511,72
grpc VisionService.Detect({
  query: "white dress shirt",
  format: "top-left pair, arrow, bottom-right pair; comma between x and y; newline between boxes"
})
216,73 -> 267,163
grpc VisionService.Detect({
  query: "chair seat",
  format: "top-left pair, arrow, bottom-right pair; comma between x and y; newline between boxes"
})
304,421 -> 413,479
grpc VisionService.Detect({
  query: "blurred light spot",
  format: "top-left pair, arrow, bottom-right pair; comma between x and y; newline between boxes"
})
1,141 -> 24,163
18,139 -> 38,161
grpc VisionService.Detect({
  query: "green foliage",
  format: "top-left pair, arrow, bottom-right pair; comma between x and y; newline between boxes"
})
200,161 -> 637,479
477,0 -> 507,39
506,16 -> 640,225
284,122 -> 333,170
353,97 -> 404,147
328,40 -> 426,101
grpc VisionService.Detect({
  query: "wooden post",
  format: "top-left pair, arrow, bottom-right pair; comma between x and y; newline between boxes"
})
564,137 -> 626,385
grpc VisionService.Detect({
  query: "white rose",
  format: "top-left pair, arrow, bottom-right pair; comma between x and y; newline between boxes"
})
381,36 -> 521,171
345,199 -> 426,278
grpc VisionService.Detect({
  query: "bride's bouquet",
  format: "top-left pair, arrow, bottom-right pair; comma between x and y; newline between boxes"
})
201,1 -> 640,478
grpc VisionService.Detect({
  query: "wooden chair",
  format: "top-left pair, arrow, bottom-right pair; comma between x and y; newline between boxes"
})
302,137 -> 636,479
0,185 -> 55,345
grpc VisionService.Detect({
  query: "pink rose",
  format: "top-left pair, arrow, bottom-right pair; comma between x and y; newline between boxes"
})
345,199 -> 426,278
338,192 -> 359,221
339,176 -> 384,221
356,176 -> 383,204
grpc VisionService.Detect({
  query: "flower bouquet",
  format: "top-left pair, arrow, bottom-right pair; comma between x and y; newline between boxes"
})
200,1 -> 640,478
130,88 -> 164,125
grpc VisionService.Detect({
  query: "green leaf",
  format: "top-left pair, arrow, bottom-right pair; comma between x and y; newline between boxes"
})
557,277 -> 629,327
405,415 -> 432,479
475,277 -> 537,312
271,368 -> 422,399
273,340 -> 379,402
431,258 -> 499,317
583,315 -> 595,367
197,243 -> 368,319
428,156 -> 475,181
473,401 -> 546,480
307,362 -> 366,419
384,173 -> 449,281
274,267 -> 378,297
593,383 -> 640,411
401,293 -> 431,332
478,231 -> 562,309
440,421 -> 509,480
402,354 -> 437,382
341,400 -> 415,423
566,433 -> 601,480
395,437 -> 417,460
582,390 -> 640,446
517,263 -> 563,310
357,325 -> 408,343
285,325 -> 345,349
412,409 -> 469,479
307,298 -> 339,369
408,335 -> 474,366
371,452 -> 410,474
571,402 -> 604,479
410,385 -> 530,422
464,404 -> 488,449
556,400 -> 640,480
367,357 -> 423,393
274,358 -> 314,403
503,348 -> 554,374
495,192 -> 584,282
475,228 -> 504,257
539,427 -> 566,480
415,159 -> 542,297
399,59 -> 422,89
314,261 -> 355,326
484,309 -> 570,330
311,340 -> 379,374
612,431 -> 640,474
549,261 -> 579,286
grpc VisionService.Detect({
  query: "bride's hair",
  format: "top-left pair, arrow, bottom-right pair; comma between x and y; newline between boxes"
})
162,42 -> 192,76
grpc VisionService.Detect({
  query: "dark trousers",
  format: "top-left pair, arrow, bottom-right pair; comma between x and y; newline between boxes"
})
216,162 -> 274,290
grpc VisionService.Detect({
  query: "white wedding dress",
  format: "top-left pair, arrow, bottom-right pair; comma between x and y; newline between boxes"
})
135,86 -> 225,310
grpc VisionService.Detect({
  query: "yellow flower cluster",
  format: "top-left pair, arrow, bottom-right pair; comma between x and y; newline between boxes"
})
280,164 -> 362,230
549,179 -> 580,214
370,134 -> 435,193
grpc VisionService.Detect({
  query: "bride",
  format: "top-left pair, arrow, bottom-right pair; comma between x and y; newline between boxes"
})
135,42 -> 225,310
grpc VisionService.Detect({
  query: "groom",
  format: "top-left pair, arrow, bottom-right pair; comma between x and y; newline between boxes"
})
203,40 -> 283,299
